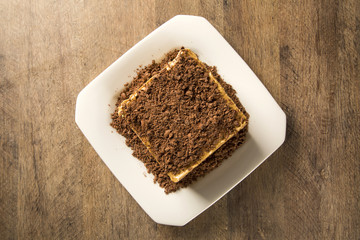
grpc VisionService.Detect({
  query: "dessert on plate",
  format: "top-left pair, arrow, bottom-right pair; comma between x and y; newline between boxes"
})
111,48 -> 249,193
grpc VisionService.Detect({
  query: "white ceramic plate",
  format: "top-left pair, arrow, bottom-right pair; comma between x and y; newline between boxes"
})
75,15 -> 286,226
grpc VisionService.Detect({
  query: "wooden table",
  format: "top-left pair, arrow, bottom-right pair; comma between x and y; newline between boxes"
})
1,1 -> 359,239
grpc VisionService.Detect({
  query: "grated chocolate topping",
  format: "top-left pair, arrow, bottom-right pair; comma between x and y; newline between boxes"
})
111,48 -> 249,193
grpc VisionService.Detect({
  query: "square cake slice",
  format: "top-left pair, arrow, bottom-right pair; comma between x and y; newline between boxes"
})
119,48 -> 248,182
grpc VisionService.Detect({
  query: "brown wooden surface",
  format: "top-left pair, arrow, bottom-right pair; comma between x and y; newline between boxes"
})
1,0 -> 359,239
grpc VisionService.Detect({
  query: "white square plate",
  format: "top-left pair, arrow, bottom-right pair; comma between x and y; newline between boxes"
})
75,15 -> 286,226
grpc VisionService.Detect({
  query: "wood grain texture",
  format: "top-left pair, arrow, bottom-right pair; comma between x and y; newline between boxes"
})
1,0 -> 359,239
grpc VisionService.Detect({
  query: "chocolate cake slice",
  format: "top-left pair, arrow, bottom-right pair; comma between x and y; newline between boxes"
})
118,48 -> 248,182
